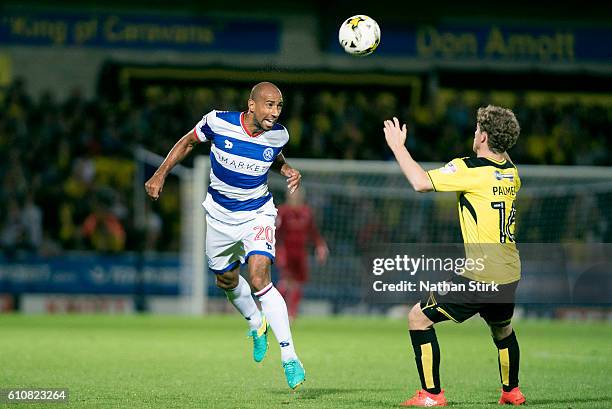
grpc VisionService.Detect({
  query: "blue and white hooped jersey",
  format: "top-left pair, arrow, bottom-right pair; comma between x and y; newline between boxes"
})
193,110 -> 289,224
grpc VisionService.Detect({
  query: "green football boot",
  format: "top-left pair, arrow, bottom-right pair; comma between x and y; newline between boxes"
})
282,359 -> 306,389
248,314 -> 269,363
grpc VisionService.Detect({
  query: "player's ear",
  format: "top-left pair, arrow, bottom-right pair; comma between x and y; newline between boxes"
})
480,131 -> 488,144
247,98 -> 255,113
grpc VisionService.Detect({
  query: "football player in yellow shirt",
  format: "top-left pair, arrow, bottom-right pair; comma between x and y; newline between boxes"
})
384,105 -> 525,406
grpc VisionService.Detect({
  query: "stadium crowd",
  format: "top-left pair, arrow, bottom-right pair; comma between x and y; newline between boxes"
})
1,78 -> 611,255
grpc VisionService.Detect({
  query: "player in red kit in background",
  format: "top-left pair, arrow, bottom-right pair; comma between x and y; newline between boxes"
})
276,188 -> 328,321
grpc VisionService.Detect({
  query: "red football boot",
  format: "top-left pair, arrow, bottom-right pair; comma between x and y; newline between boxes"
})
499,387 -> 526,405
400,389 -> 447,407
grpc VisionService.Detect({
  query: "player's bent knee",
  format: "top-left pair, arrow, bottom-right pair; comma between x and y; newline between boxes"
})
215,273 -> 239,291
408,303 -> 432,330
215,277 -> 232,291
490,323 -> 513,340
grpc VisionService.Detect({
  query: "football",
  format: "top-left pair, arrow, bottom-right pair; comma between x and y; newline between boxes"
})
338,15 -> 381,56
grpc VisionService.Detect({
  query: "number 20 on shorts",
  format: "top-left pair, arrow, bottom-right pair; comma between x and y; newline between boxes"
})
253,226 -> 275,243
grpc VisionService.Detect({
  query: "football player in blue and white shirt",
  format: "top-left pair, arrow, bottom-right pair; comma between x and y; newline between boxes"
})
145,82 -> 305,389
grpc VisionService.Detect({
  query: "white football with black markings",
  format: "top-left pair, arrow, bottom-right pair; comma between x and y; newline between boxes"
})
338,15 -> 381,56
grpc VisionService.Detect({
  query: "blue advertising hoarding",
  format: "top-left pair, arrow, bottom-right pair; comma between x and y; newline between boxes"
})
333,22 -> 612,64
0,10 -> 280,52
0,253 -> 181,295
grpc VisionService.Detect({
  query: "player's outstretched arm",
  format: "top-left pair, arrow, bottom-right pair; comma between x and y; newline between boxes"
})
383,117 -> 433,192
272,152 -> 301,194
145,130 -> 201,200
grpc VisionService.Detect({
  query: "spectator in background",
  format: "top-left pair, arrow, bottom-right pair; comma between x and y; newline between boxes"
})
81,189 -> 126,253
1,199 -> 27,256
0,192 -> 42,257
20,191 -> 43,251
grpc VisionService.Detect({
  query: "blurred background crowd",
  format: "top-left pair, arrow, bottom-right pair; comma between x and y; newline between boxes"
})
2,77 -> 611,256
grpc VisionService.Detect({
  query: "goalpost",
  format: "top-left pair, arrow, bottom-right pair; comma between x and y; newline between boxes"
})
134,148 -> 209,315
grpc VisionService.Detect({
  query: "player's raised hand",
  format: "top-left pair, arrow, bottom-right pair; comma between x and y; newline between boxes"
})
145,173 -> 166,201
281,165 -> 301,194
383,117 -> 408,151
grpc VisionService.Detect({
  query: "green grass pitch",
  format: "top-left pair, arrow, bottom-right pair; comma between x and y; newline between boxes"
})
1,314 -> 611,408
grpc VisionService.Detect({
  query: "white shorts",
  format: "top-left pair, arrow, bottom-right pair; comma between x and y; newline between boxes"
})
206,213 -> 276,274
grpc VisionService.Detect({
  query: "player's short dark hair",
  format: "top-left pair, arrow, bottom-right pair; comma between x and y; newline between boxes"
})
477,105 -> 520,153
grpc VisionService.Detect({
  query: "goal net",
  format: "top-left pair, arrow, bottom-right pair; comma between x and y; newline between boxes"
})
187,158 -> 612,314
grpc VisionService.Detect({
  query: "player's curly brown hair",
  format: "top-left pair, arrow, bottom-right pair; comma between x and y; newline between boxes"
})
477,105 -> 520,153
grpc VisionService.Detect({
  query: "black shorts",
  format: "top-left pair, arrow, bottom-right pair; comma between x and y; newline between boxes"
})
420,275 -> 519,327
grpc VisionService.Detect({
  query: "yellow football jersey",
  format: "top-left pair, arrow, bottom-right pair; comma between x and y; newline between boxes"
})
427,157 -> 521,284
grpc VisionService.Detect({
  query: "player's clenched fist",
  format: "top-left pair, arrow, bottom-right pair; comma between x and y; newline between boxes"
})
281,164 -> 301,194
145,173 -> 166,201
